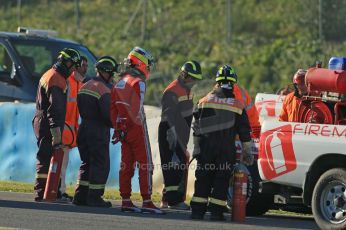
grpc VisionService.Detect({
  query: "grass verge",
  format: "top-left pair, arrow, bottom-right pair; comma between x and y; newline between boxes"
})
0,181 -> 161,203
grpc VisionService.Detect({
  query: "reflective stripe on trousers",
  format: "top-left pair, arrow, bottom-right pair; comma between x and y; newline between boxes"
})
191,196 -> 208,203
209,197 -> 227,207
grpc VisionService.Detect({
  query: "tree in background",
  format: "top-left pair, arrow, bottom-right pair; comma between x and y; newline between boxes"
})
1,0 -> 346,105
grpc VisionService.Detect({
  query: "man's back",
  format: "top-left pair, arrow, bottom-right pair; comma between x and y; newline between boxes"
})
112,74 -> 145,127
278,92 -> 299,122
196,87 -> 250,140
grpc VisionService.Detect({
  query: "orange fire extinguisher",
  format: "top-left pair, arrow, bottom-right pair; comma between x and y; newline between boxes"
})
43,124 -> 73,202
232,162 -> 248,222
43,146 -> 64,201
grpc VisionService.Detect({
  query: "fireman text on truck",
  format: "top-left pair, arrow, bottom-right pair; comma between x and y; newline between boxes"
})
293,123 -> 346,137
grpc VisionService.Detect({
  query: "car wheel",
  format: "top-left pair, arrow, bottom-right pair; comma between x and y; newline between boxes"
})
312,168 -> 346,230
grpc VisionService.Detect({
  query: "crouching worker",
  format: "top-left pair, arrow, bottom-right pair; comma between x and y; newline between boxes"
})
73,56 -> 119,207
190,65 -> 253,221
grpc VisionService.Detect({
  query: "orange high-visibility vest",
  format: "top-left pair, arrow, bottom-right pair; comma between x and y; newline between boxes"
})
279,92 -> 301,122
233,84 -> 260,128
62,72 -> 81,147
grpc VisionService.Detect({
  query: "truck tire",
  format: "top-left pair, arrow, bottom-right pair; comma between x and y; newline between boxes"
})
246,163 -> 273,216
312,168 -> 346,230
227,162 -> 273,216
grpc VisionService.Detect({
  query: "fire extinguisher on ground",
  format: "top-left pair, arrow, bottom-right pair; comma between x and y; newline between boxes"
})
44,124 -> 74,201
232,162 -> 248,222
43,146 -> 64,201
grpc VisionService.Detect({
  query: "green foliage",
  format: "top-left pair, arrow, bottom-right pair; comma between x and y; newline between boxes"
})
1,0 -> 346,105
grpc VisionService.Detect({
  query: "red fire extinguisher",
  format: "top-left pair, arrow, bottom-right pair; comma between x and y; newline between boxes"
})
232,162 -> 248,222
43,146 -> 64,201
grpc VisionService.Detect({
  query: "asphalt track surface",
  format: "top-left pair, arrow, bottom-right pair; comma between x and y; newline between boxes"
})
0,191 -> 319,230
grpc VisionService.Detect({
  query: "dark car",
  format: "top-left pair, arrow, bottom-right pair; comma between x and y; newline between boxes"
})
0,27 -> 97,102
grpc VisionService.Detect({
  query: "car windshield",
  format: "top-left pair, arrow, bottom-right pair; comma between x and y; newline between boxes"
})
11,39 -> 97,79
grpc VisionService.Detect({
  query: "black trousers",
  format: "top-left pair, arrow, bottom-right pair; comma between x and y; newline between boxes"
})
190,132 -> 235,214
74,121 -> 110,202
159,122 -> 188,206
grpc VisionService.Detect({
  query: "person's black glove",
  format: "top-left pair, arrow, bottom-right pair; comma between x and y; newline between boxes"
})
50,127 -> 62,147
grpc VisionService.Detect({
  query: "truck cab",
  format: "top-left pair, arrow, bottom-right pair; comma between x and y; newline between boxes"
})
0,27 -> 97,102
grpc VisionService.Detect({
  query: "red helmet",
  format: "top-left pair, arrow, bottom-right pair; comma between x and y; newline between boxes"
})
293,69 -> 307,84
127,47 -> 154,79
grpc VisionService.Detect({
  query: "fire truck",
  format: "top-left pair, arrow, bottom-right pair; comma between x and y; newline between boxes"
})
248,57 -> 346,230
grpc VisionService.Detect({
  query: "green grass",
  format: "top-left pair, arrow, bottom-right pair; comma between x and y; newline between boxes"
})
0,181 -> 33,193
266,209 -> 312,217
0,181 -> 161,202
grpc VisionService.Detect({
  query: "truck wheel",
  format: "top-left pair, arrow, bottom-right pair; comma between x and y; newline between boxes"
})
312,168 -> 346,230
227,162 -> 273,216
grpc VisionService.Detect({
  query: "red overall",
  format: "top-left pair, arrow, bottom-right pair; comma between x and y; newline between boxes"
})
111,74 -> 153,200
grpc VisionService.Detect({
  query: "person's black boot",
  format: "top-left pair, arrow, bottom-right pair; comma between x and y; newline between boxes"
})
87,197 -> 112,208
72,193 -> 88,206
210,212 -> 225,221
191,212 -> 204,220
62,193 -> 73,202
72,198 -> 88,206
